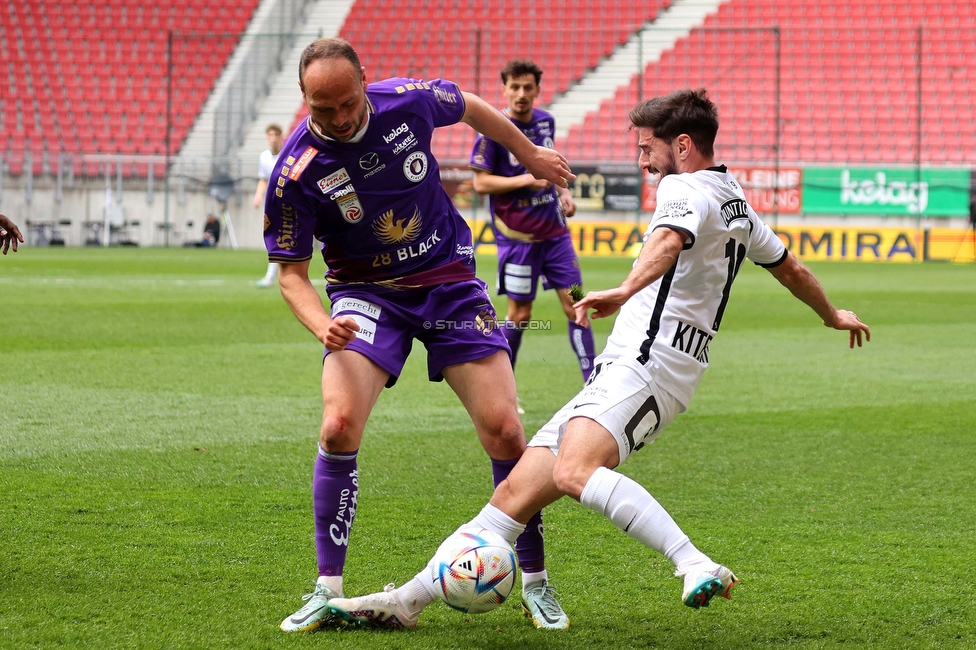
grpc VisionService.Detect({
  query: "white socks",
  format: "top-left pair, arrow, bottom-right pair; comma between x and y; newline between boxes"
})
399,504 -> 526,616
579,466 -> 710,572
316,574 -> 342,596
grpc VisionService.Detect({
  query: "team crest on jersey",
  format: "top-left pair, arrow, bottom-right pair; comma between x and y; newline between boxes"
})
373,206 -> 422,244
403,151 -> 428,182
317,167 -> 351,194
288,146 -> 318,180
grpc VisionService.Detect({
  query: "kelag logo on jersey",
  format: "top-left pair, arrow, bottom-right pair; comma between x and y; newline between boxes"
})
403,152 -> 428,182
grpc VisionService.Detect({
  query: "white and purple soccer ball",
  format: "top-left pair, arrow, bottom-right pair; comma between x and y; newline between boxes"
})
431,528 -> 517,614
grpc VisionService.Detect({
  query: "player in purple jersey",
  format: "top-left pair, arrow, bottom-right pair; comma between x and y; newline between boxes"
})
266,38 -> 576,633
470,60 -> 596,405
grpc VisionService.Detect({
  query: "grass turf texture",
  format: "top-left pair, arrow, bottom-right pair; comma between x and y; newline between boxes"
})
2,247 -> 975,649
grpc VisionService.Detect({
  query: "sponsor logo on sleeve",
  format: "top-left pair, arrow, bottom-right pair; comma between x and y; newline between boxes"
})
275,188 -> 283,197
288,146 -> 318,181
317,167 -> 351,194
286,155 -> 296,165
276,204 -> 297,250
277,177 -> 286,187
432,86 -> 458,105
657,199 -> 692,220
403,151 -> 428,182
281,166 -> 290,176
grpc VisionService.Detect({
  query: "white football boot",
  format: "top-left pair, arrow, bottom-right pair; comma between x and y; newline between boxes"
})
677,563 -> 738,609
521,579 -> 569,629
279,582 -> 341,632
328,583 -> 419,629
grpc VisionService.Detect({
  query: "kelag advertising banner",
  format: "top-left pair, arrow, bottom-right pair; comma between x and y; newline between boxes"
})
803,167 -> 970,216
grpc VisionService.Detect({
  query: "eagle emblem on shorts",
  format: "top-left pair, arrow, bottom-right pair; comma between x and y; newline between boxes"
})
373,206 -> 422,244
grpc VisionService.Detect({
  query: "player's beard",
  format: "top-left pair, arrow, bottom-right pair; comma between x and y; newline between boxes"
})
329,104 -> 369,142
657,148 -> 679,178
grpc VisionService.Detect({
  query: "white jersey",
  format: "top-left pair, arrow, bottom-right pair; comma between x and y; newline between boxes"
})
258,149 -> 279,181
602,165 -> 788,407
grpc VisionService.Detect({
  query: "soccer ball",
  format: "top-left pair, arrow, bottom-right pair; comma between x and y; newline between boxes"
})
431,528 -> 518,614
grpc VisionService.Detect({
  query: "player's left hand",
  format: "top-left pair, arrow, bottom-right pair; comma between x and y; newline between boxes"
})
522,145 -> 575,189
573,287 -> 631,327
824,309 -> 871,349
0,214 -> 24,255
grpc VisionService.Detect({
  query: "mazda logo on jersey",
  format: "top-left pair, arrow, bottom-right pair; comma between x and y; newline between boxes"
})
360,152 -> 380,170
403,152 -> 428,182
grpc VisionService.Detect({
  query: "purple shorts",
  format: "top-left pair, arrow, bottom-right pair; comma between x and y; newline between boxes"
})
325,279 -> 509,387
496,233 -> 582,301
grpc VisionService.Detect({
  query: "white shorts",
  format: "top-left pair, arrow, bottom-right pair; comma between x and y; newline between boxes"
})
528,355 -> 682,464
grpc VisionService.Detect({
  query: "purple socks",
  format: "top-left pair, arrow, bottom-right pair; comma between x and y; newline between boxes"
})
313,448 -> 359,577
568,320 -> 596,383
491,457 -> 545,573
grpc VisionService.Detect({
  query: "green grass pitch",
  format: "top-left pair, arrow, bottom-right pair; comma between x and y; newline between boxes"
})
1,248 -> 975,648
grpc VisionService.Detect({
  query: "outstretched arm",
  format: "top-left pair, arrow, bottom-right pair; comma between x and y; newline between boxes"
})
766,252 -> 871,348
573,227 -> 685,327
460,92 -> 574,188
0,214 -> 24,255
471,169 -> 551,195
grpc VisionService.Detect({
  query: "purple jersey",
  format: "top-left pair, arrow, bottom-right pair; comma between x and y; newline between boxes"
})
264,78 -> 476,292
469,108 -> 568,244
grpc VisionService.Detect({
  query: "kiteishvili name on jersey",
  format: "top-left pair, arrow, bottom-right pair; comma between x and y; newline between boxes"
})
671,320 -> 712,364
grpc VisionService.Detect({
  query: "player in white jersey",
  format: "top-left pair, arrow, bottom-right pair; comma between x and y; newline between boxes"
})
254,124 -> 284,287
326,88 -> 871,629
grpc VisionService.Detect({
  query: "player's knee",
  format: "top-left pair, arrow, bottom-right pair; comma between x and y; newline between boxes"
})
510,305 -> 532,326
551,456 -> 588,500
484,416 -> 526,455
319,412 -> 363,450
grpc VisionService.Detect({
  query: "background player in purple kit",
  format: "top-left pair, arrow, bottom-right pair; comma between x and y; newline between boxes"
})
470,60 -> 596,404
265,38 -> 575,633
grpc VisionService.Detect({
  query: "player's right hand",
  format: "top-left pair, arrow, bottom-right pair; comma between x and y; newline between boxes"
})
573,287 -> 630,327
824,309 -> 871,349
0,213 -> 24,255
523,145 -> 575,188
324,315 -> 361,351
